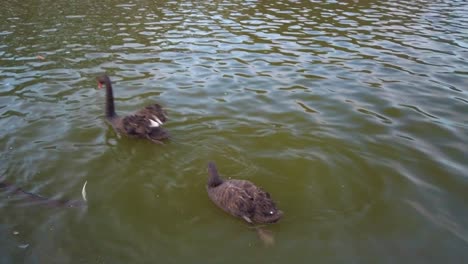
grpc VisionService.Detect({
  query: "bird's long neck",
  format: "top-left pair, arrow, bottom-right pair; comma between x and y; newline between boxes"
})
104,78 -> 116,118
207,162 -> 224,187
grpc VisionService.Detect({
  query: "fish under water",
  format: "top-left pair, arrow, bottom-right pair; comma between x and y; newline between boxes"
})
0,179 -> 87,208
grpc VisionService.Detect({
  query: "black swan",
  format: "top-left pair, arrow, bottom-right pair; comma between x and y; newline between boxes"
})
96,75 -> 169,144
206,162 -> 283,224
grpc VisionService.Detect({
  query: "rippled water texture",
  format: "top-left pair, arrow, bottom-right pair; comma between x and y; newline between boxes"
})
1,0 -> 468,263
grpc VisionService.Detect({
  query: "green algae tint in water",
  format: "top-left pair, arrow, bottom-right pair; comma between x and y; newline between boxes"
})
1,0 -> 468,263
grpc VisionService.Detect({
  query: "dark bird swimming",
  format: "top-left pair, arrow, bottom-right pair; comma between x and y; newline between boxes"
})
206,162 -> 283,224
96,75 -> 169,144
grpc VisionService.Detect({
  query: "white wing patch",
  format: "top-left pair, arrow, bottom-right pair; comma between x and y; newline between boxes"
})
242,215 -> 253,223
149,115 -> 164,127
149,119 -> 160,127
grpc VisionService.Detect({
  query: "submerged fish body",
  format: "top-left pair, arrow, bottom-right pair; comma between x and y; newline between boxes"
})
0,179 -> 87,208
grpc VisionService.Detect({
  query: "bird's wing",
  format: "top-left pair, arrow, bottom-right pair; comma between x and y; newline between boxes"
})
134,104 -> 168,125
220,181 -> 256,220
121,115 -> 152,136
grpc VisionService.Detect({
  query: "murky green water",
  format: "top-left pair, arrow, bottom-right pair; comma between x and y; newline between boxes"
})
1,0 -> 467,263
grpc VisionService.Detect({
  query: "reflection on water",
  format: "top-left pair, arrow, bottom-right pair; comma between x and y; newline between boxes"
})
1,0 -> 467,263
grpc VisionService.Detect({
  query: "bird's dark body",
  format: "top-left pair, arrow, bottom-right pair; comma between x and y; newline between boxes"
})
97,75 -> 169,144
110,105 -> 169,142
206,162 -> 283,224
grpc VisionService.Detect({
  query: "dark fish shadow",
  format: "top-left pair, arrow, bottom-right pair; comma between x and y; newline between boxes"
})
0,179 -> 88,214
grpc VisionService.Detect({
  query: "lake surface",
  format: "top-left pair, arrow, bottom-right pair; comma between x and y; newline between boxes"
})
1,0 -> 467,263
